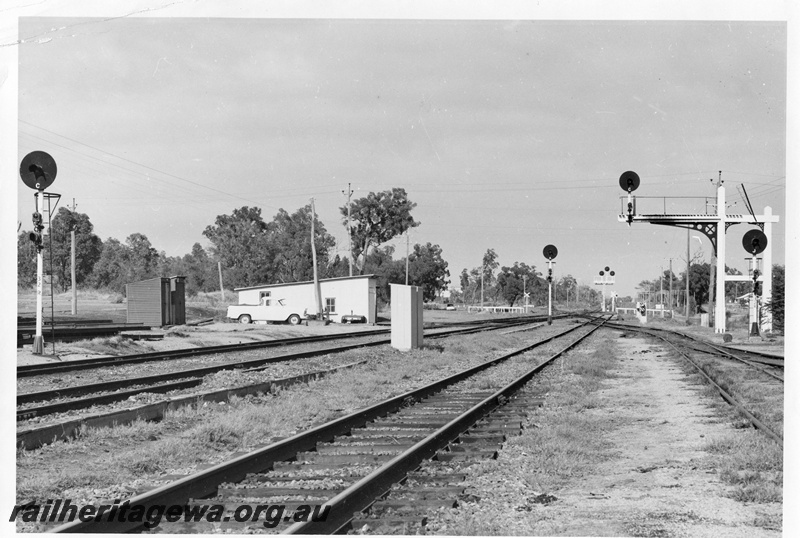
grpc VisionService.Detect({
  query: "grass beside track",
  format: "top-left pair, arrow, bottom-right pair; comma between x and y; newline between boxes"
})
423,333 -> 619,535
423,330 -> 783,536
671,349 -> 784,505
15,325 -> 560,531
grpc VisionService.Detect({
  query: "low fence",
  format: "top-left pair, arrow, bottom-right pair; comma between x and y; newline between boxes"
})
616,307 -> 674,318
466,306 -> 525,314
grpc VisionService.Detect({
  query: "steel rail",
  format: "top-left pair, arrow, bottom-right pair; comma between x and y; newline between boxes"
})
597,320 -> 783,365
629,330 -> 783,447
18,360 -> 368,451
18,315 -> 559,377
17,328 -> 390,377
286,316 -> 608,534
18,317 -> 550,413
604,322 -> 783,383
50,316 -> 603,533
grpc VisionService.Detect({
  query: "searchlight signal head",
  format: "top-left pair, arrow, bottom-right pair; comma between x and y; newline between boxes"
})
543,245 -> 557,282
619,171 -> 640,193
20,151 -> 57,191
742,229 -> 767,256
619,171 -> 639,225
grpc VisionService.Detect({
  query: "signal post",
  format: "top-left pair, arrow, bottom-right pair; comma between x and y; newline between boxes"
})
543,245 -> 558,325
20,151 -> 58,355
594,267 -> 615,313
618,171 -> 779,334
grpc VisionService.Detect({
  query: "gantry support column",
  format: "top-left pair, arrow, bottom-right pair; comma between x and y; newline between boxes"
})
762,206 -> 773,333
714,186 -> 726,334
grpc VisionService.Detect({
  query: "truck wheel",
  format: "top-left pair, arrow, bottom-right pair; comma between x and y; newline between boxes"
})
238,314 -> 252,324
288,314 -> 301,325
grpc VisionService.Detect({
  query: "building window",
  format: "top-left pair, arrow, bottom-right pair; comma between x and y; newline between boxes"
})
259,291 -> 271,306
325,297 -> 336,314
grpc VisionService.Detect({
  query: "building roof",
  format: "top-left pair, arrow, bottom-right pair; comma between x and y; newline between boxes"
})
234,274 -> 376,292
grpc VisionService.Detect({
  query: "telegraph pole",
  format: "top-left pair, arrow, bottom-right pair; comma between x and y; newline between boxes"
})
310,198 -> 324,319
480,266 -> 484,308
218,262 -> 225,301
405,231 -> 409,285
342,183 -> 354,277
523,275 -> 528,312
669,258 -> 673,315
70,198 -> 77,315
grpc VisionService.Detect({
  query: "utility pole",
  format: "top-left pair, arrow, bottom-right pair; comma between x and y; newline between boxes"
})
669,258 -> 673,315
523,275 -> 528,312
69,198 -> 77,315
310,198 -> 324,319
218,262 -> 225,301
480,266 -> 484,308
405,231 -> 409,285
342,183 -> 354,277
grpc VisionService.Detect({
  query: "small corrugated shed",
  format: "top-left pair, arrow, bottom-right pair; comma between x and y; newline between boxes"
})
126,276 -> 185,327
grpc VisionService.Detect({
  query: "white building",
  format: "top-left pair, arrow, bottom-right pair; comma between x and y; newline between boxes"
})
234,275 -> 378,324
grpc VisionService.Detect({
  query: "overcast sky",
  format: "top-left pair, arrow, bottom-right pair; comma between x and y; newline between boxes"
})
1,1 -> 798,532
7,7 -> 789,299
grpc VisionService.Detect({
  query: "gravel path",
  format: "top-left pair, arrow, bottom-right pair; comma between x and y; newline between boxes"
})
534,335 -> 781,536
427,332 -> 782,536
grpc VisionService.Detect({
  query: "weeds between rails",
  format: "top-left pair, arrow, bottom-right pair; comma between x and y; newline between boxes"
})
17,317 -> 575,450
42,316 -> 608,531
609,323 -> 783,446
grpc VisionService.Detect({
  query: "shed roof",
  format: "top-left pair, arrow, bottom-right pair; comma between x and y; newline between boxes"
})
234,274 -> 376,292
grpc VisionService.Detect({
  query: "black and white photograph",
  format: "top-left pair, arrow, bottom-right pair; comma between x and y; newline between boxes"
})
2,1 -> 795,536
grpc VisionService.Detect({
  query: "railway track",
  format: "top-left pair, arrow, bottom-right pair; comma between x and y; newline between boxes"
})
602,321 -> 783,382
49,315 -> 609,533
18,315 -> 569,378
601,321 -> 784,446
17,316 -> 569,449
18,317 -> 546,409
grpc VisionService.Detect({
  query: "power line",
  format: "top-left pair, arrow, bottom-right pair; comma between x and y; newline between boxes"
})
19,119 -> 274,208
19,120 -> 347,209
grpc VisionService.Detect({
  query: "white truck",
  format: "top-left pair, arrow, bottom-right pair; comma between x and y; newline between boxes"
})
226,298 -> 307,325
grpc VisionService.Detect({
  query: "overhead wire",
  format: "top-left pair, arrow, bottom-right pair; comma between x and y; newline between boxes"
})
19,120 -> 346,211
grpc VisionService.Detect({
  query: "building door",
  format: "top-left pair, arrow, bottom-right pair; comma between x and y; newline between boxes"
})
369,285 -> 377,324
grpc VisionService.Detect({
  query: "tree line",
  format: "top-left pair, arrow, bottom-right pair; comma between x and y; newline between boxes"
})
451,248 -> 601,308
17,188 -> 451,305
636,263 -> 785,331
